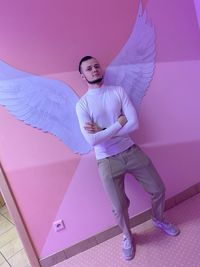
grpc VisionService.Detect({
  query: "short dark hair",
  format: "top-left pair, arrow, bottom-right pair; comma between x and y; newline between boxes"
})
78,56 -> 94,73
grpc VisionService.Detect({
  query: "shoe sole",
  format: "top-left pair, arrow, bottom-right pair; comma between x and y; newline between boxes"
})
123,246 -> 135,260
154,225 -> 180,236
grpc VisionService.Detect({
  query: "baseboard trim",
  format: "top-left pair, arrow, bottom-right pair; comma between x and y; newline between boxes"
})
40,182 -> 200,267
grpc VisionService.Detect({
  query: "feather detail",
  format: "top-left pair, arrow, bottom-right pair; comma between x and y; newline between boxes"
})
104,1 -> 156,112
0,61 -> 91,154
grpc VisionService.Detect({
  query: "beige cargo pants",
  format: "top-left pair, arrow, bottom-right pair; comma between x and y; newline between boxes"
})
97,144 -> 166,239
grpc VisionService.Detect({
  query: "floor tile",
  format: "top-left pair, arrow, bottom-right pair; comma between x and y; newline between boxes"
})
0,261 -> 10,267
0,237 -> 23,259
0,254 -> 6,265
2,212 -> 14,224
0,206 -> 8,215
0,205 -> 30,266
7,249 -> 31,267
0,228 -> 20,249
0,218 -> 13,236
0,215 -> 6,223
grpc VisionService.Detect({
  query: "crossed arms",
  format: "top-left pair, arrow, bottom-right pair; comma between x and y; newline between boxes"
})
76,87 -> 139,146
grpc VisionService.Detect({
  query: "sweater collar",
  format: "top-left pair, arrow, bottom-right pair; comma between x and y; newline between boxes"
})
87,85 -> 106,95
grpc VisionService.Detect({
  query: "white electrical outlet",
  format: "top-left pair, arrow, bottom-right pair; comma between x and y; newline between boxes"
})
53,219 -> 65,232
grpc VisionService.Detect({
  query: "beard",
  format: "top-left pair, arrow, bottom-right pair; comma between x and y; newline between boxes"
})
86,77 -> 103,85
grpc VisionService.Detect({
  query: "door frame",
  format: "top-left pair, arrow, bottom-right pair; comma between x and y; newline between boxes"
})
0,162 -> 40,267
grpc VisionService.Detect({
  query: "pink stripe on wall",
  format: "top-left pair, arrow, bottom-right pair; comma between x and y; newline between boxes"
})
194,0 -> 200,27
147,0 -> 200,62
134,61 -> 200,145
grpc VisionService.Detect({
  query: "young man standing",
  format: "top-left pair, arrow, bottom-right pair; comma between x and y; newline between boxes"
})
76,56 -> 180,261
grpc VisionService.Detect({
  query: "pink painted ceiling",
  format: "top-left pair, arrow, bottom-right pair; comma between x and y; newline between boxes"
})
0,0 -> 148,75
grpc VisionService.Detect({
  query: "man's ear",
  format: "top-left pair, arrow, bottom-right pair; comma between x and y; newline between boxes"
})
80,73 -> 85,80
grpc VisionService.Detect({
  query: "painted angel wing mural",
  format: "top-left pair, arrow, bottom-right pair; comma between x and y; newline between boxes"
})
0,2 -> 155,154
0,60 -> 92,154
104,2 -> 156,112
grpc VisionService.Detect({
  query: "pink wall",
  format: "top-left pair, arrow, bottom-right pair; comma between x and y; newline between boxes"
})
0,0 -> 199,260
41,59 -> 200,257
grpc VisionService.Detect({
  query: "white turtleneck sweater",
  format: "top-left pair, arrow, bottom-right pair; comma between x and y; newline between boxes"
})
76,85 -> 138,159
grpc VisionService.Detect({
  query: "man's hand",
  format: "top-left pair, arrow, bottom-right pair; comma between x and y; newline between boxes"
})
84,122 -> 102,134
118,115 -> 127,126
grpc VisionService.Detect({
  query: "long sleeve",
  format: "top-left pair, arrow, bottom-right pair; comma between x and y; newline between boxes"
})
112,87 -> 139,137
76,101 -> 122,146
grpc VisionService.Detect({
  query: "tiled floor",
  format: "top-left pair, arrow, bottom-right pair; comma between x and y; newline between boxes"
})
53,193 -> 200,267
1,194 -> 199,267
0,205 -> 30,267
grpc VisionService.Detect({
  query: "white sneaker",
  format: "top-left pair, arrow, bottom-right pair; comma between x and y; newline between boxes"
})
153,218 -> 180,236
122,235 -> 135,260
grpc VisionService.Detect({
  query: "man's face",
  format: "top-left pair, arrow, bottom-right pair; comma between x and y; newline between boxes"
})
80,58 -> 103,85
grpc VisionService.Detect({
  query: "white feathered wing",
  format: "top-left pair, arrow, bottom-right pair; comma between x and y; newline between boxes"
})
104,2 -> 156,112
0,60 -> 92,154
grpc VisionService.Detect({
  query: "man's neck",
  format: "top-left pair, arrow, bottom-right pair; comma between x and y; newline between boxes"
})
88,81 -> 103,89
